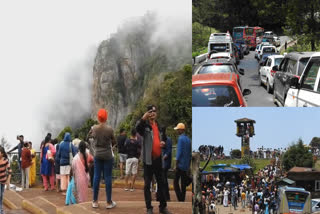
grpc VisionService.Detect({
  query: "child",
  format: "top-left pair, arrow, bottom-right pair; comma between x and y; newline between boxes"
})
21,142 -> 32,189
0,146 -> 12,213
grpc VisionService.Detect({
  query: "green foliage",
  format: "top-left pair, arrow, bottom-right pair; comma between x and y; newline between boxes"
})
118,64 -> 192,144
310,137 -> 320,148
230,149 -> 241,159
282,138 -> 314,171
74,118 -> 98,141
283,0 -> 320,51
239,155 -> 256,172
56,126 -> 73,142
192,22 -> 216,55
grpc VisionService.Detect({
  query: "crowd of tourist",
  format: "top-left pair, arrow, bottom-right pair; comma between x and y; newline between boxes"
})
0,105 -> 192,214
200,164 -> 282,214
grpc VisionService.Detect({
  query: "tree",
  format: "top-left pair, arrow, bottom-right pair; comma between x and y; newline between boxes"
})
56,126 -> 73,142
0,136 -> 10,150
230,149 -> 241,159
282,138 -> 314,171
74,118 -> 98,141
239,155 -> 256,172
310,137 -> 320,148
284,0 -> 320,51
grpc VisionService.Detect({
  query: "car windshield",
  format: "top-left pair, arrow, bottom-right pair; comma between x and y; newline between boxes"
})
245,28 -> 254,36
192,85 -> 240,107
274,58 -> 283,66
198,65 -> 235,74
234,28 -> 243,33
210,43 -> 229,53
263,47 -> 275,53
285,192 -> 308,210
298,57 -> 311,76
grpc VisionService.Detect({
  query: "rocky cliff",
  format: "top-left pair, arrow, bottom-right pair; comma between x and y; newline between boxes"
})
91,13 -> 191,128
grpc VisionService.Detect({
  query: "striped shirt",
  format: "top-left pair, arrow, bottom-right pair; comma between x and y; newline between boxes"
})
0,158 -> 11,184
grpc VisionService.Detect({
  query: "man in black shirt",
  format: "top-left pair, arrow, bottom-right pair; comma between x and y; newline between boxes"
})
124,128 -> 141,191
117,128 -> 127,179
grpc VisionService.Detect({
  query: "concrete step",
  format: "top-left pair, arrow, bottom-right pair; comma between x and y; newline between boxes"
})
57,204 -> 98,214
22,196 -> 57,214
4,189 -> 25,209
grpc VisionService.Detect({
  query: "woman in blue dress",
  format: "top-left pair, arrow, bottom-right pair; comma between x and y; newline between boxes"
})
40,136 -> 56,191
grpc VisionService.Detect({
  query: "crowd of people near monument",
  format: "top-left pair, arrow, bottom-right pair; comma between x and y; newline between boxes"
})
198,145 -> 225,161
200,164 -> 282,214
1,104 -> 191,214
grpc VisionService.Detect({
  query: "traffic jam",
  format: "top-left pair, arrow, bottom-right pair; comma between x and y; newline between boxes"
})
192,26 -> 320,107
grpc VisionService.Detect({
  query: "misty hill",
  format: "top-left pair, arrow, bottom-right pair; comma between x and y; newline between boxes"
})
91,13 -> 191,129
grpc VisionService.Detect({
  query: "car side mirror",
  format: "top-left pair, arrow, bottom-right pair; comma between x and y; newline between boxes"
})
239,68 -> 245,75
260,62 -> 264,66
289,76 -> 299,89
272,65 -> 279,71
242,89 -> 251,96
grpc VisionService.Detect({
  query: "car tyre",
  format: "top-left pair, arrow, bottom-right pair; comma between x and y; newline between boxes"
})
266,79 -> 271,94
273,85 -> 277,104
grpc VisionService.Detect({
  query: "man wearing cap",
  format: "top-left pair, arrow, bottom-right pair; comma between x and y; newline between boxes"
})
136,105 -> 171,214
174,123 -> 191,202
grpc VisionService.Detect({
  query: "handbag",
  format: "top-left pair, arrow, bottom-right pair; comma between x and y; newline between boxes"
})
69,142 -> 74,164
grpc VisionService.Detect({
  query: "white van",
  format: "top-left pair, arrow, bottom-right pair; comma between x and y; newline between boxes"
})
285,52 -> 320,107
207,32 -> 236,65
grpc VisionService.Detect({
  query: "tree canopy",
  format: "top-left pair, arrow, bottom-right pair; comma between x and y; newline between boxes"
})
282,138 -> 314,171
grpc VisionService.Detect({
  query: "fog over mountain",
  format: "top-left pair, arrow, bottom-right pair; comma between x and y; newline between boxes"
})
0,0 -> 191,149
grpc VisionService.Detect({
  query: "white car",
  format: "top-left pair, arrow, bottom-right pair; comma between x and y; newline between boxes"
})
285,52 -> 320,107
273,36 -> 281,47
254,44 -> 261,59
259,55 -> 284,93
255,42 -> 271,59
312,199 -> 320,213
257,45 -> 277,61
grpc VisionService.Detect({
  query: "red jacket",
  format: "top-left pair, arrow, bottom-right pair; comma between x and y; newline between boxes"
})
21,148 -> 32,169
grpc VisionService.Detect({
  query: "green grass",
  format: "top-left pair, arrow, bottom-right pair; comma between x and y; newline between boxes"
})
200,159 -> 271,174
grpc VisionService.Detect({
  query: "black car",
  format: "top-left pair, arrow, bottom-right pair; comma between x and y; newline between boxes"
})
272,52 -> 313,106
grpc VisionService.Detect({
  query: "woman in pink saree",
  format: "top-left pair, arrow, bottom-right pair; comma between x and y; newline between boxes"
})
67,141 -> 93,204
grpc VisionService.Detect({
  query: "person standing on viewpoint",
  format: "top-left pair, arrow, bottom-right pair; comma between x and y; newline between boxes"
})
21,142 -> 32,189
28,142 -> 36,187
7,135 -> 24,170
89,108 -> 117,209
58,133 -> 77,194
136,105 -> 171,214
159,126 -> 172,201
117,128 -> 127,179
124,128 -> 141,191
0,146 -> 12,214
41,136 -> 56,191
173,123 -> 191,202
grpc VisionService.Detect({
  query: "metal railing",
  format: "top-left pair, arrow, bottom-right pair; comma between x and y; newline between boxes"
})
7,146 -> 178,183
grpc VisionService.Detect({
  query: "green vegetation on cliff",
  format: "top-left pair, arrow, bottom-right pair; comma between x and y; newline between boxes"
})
118,64 -> 192,145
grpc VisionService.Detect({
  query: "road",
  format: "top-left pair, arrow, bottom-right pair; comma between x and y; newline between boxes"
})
192,36 -> 291,107
238,51 -> 276,106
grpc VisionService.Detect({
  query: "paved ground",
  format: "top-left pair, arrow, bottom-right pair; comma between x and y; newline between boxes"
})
215,204 -> 252,214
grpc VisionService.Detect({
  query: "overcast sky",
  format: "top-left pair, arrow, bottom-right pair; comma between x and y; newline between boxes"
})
0,0 -> 191,149
193,108 -> 320,154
